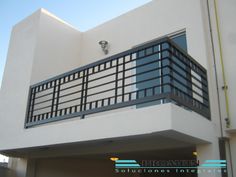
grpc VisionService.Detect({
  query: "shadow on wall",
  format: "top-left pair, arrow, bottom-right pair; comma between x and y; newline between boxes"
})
0,166 -> 16,177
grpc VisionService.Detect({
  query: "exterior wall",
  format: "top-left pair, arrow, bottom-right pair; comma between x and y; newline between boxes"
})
8,158 -> 27,177
0,0 -> 220,152
32,158 -> 139,177
0,166 -> 15,177
204,0 -> 236,131
216,1 -> 236,175
197,138 -> 221,177
202,0 -> 236,175
0,9 -> 82,150
79,0 -> 223,142
0,10 -> 40,149
30,9 -> 82,84
217,0 -> 236,129
1,0 -> 235,176
9,158 -> 128,177
229,134 -> 236,176
0,102 -> 215,151
81,0 -> 208,68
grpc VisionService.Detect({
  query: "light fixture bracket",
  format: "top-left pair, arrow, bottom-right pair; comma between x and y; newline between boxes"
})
99,40 -> 109,55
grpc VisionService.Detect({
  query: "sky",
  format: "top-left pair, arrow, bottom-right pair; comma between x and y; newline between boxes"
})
0,0 -> 151,88
0,0 -> 151,162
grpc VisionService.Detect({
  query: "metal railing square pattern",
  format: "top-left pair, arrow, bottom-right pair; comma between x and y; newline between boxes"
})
25,37 -> 210,128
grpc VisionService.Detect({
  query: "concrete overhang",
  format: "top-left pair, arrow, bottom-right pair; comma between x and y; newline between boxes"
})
0,103 -> 214,157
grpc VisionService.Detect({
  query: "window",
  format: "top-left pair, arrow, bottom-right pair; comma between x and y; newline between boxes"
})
171,33 -> 187,52
135,32 -> 188,108
171,33 -> 189,95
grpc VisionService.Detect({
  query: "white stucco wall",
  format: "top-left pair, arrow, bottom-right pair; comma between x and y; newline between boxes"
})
201,1 -> 236,175
216,0 -> 236,175
0,9 -> 82,150
0,10 -> 40,149
2,1 -> 233,176
0,0 -> 222,155
30,9 -> 82,84
80,0 -> 209,69
217,0 -> 236,129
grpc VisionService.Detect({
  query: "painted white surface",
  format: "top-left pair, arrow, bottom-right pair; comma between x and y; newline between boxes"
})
202,1 -> 236,174
2,0 -> 235,176
197,138 -> 221,177
80,0 -> 208,69
0,0 -> 219,150
0,9 -> 83,151
217,0 -> 236,129
30,9 -> 82,84
0,0 -> 224,163
0,102 -> 215,150
0,10 -> 40,150
216,1 -> 236,175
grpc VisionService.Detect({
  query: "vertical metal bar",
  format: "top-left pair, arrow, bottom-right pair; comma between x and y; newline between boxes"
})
114,59 -> 119,104
69,107 -> 72,114
206,75 -> 210,118
160,43 -> 163,104
108,97 -> 111,106
186,53 -> 193,104
54,78 -> 61,117
26,88 -> 33,124
122,57 -> 125,102
169,43 -> 174,95
83,69 -> 89,112
25,87 -> 33,125
30,87 -> 36,122
80,70 -> 86,118
51,80 -> 57,118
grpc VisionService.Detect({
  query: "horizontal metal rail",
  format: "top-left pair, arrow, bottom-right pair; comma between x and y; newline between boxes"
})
25,37 -> 210,128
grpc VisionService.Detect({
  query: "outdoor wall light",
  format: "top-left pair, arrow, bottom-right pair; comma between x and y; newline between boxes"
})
110,157 -> 119,161
193,151 -> 197,156
99,40 -> 109,55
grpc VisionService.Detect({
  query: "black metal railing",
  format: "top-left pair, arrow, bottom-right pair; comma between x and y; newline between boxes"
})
25,37 -> 210,128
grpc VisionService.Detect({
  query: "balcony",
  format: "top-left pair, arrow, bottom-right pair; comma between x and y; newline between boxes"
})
25,37 -> 210,128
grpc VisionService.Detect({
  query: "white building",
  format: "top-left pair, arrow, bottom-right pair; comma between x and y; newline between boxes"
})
0,0 -> 235,177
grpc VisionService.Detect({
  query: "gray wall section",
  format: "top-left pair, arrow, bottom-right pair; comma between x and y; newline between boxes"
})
0,167 -> 16,177
32,158 -> 139,177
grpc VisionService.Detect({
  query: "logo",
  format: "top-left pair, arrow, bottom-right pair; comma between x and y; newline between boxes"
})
200,160 -> 226,167
115,160 -> 141,168
112,159 -> 227,174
